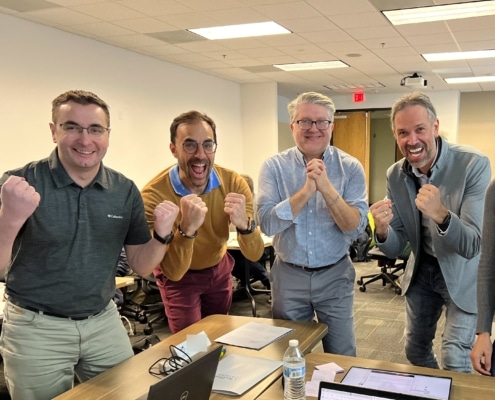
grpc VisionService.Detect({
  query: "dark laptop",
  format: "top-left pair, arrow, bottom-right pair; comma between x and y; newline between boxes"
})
318,381 -> 438,400
138,344 -> 223,400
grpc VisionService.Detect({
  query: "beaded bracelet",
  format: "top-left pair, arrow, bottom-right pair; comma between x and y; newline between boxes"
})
178,224 -> 198,239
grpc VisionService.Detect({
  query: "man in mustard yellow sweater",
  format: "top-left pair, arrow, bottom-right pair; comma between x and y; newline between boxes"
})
141,111 -> 264,332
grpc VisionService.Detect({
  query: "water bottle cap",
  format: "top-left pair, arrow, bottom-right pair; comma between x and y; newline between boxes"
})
289,339 -> 299,347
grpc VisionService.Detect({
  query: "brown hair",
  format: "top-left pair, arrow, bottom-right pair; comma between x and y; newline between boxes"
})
52,90 -> 110,126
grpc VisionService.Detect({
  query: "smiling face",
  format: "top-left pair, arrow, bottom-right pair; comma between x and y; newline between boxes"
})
170,120 -> 216,194
50,101 -> 110,185
291,102 -> 333,161
393,104 -> 439,174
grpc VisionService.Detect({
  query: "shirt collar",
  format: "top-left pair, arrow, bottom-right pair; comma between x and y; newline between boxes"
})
170,164 -> 221,196
48,149 -> 106,189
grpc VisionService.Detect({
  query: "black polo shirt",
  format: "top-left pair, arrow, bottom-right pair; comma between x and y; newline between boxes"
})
0,149 -> 151,317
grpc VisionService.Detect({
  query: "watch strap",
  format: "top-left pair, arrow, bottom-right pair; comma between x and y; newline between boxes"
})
153,230 -> 174,244
237,218 -> 255,235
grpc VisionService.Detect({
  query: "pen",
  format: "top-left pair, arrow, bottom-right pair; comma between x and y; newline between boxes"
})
220,348 -> 227,359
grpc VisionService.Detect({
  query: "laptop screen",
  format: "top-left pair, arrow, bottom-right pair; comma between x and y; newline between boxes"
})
341,366 -> 452,400
140,344 -> 223,400
319,381 -> 439,400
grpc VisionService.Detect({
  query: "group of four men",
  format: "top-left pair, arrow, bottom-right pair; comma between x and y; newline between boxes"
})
0,89 -> 493,400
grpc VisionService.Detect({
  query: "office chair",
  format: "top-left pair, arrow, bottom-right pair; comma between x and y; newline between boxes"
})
120,274 -> 167,335
357,245 -> 410,295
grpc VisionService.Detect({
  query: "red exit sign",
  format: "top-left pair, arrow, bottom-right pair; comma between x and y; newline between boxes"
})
353,92 -> 365,103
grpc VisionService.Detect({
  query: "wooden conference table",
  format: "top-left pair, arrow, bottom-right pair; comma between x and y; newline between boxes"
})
258,352 -> 495,400
54,314 -> 328,400
115,276 -> 135,289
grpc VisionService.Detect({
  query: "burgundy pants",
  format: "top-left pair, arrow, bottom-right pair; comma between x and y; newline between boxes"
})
154,252 -> 234,333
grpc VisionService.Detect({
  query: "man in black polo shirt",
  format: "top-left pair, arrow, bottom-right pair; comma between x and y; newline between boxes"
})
0,90 -> 179,400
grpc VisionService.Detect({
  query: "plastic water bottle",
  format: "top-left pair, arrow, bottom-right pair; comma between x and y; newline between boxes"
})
283,339 -> 306,400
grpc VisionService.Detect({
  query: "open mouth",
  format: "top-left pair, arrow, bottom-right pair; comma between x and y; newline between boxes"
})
407,146 -> 424,159
190,162 -> 207,178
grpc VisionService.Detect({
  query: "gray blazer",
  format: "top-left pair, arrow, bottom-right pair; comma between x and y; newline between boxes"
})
378,137 -> 491,313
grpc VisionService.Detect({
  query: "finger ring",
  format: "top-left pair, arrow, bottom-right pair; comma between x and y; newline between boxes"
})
226,202 -> 231,207
384,210 -> 388,216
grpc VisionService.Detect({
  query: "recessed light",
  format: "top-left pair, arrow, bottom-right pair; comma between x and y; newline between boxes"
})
188,21 -> 290,40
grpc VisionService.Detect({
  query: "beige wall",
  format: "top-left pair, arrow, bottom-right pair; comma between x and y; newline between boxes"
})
369,117 -> 396,204
459,91 -> 495,177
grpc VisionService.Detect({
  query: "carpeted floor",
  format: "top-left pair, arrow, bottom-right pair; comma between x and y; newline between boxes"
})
0,259 -> 446,399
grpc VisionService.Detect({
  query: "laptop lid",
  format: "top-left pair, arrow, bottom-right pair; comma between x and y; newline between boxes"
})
318,381 -> 438,400
141,344 -> 223,400
341,366 -> 452,400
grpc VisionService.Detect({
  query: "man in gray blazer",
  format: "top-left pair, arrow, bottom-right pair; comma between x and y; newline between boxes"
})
370,92 -> 491,373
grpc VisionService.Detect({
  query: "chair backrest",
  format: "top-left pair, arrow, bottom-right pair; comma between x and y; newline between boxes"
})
350,213 -> 374,262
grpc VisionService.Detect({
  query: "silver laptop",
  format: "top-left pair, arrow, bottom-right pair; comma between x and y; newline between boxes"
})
318,381 -> 438,400
138,344 -> 223,400
340,366 -> 452,400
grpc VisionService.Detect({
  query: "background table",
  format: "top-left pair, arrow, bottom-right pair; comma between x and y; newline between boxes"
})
257,352 -> 495,400
54,314 -> 327,400
115,276 -> 135,289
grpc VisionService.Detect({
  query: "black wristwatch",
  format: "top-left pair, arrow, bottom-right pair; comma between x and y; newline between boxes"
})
153,230 -> 174,244
236,218 -> 256,235
437,211 -> 451,232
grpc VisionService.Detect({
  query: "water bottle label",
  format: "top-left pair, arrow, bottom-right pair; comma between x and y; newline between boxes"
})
284,366 -> 305,378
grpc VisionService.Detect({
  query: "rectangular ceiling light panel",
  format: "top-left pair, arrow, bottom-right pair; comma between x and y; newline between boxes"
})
423,49 -> 495,61
274,61 -> 348,71
188,21 -> 290,40
383,1 -> 495,25
445,75 -> 495,83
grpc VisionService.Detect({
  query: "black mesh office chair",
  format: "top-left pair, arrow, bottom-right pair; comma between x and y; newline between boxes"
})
119,274 -> 166,335
357,244 -> 410,294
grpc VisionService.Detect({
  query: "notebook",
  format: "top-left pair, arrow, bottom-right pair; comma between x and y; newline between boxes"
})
138,344 -> 223,400
318,381 -> 439,400
341,366 -> 452,400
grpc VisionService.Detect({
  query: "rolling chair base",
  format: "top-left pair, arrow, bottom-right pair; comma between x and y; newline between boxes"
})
357,248 -> 406,295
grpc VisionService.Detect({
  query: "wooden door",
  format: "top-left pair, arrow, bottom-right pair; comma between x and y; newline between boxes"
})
332,111 -> 370,199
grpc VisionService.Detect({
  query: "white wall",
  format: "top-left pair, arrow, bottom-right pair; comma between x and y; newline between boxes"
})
240,83 -> 278,190
0,14 -> 252,190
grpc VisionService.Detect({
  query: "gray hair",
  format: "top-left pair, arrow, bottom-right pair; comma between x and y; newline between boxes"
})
390,92 -> 437,130
288,91 -> 336,122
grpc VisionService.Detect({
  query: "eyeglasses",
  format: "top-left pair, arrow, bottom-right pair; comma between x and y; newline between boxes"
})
295,119 -> 332,130
58,123 -> 109,137
182,140 -> 217,154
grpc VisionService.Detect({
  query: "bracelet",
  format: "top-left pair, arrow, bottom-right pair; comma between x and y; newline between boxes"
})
327,194 -> 340,207
177,224 -> 197,239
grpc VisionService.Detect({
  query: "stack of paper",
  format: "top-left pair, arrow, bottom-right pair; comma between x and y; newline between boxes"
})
215,322 -> 293,350
212,353 -> 282,396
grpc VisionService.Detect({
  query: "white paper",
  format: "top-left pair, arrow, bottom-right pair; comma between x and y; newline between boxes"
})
305,366 -> 336,397
215,321 -> 293,350
212,353 -> 282,396
316,361 -> 345,374
172,331 -> 211,359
